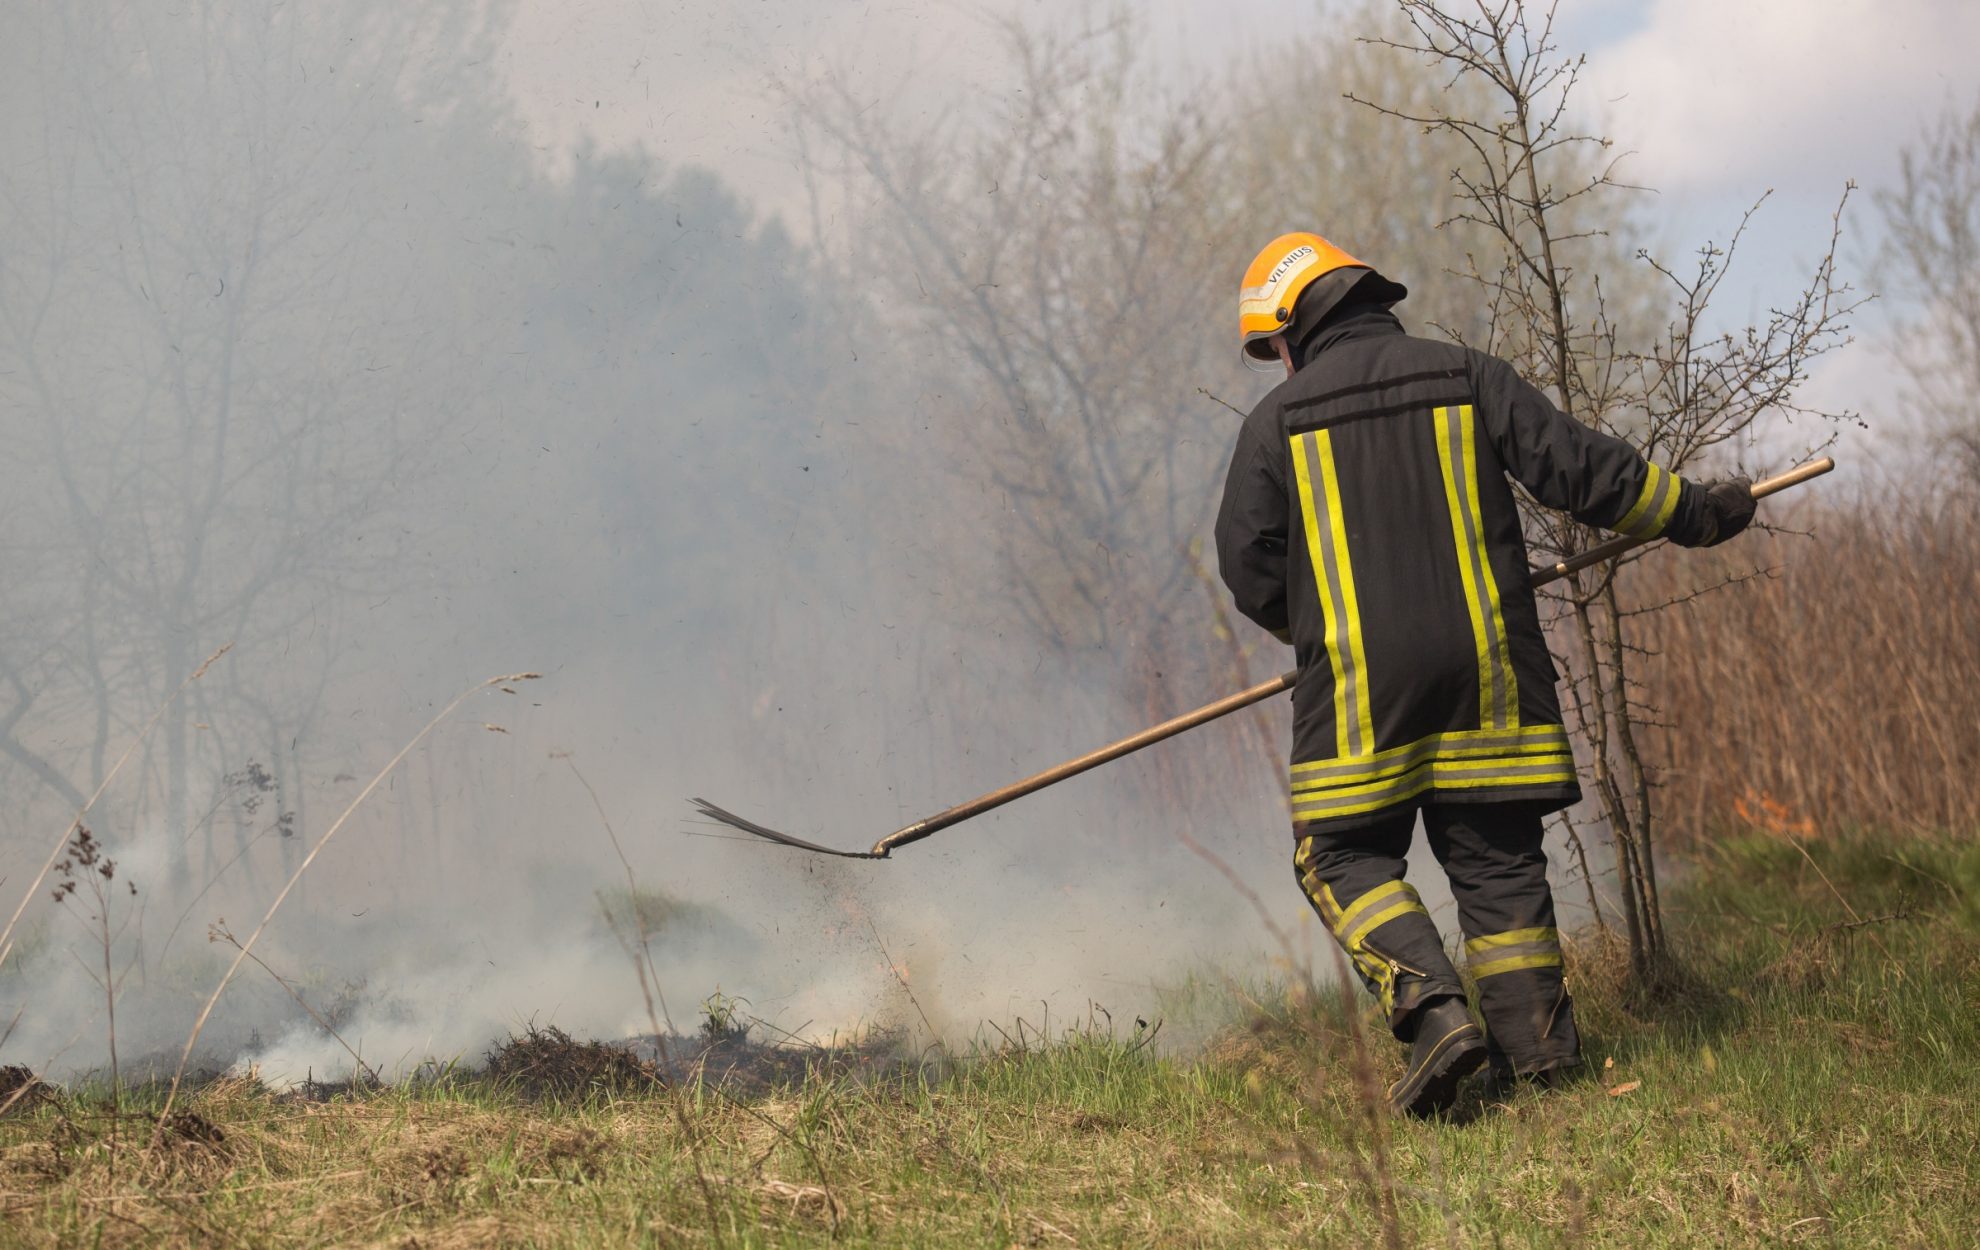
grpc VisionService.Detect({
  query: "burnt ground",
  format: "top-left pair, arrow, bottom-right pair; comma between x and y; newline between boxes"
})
0,1063 -> 56,1114
479,1024 -> 664,1100
469,1018 -> 918,1102
4,1020 -> 922,1110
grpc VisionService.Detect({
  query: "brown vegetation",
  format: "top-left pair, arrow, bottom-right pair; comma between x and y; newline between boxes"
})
1636,489 -> 1980,841
480,1026 -> 663,1102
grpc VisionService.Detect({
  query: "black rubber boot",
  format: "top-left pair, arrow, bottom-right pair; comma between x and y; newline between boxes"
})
1387,996 -> 1486,1118
1482,1059 -> 1579,1101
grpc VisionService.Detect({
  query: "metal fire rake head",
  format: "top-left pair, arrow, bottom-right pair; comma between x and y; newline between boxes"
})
689,798 -> 890,859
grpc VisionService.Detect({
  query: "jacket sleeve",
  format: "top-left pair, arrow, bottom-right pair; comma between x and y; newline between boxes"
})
1468,350 -> 1714,545
1214,417 -> 1292,636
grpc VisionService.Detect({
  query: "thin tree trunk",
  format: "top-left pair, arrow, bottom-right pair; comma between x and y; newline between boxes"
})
1603,581 -> 1665,953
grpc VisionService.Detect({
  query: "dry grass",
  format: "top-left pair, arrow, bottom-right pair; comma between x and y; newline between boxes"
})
1633,490 -> 1980,841
3,828 -> 1975,1248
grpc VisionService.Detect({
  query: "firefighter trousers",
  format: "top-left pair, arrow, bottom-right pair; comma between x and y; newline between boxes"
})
1294,801 -> 1581,1075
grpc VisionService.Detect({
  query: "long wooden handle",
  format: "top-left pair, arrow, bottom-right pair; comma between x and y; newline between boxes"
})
870,456 -> 1835,856
1528,457 -> 1834,585
870,669 -> 1303,854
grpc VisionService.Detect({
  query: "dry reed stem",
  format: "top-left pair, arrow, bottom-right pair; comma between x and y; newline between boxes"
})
1323,939 -> 1404,1249
1638,494 -> 1979,839
0,643 -> 232,974
559,753 -> 674,1035
148,671 -> 540,1151
558,751 -> 728,1242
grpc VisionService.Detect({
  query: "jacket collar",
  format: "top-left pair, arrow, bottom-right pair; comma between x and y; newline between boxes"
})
1292,304 -> 1405,368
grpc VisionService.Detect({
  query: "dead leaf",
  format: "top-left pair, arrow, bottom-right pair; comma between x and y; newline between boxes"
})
1607,1080 -> 1641,1097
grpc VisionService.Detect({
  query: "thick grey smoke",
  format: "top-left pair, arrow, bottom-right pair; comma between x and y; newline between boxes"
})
0,0 -> 1607,1085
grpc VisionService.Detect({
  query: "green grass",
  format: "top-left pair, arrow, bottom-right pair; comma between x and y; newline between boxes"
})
2,830 -> 1975,1248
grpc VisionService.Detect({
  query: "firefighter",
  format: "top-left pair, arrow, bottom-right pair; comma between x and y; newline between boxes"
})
1215,232 -> 1755,1117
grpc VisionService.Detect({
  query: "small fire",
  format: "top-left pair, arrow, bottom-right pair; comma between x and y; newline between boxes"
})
1733,788 -> 1818,840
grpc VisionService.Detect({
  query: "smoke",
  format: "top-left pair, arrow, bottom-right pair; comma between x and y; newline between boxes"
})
0,0 -> 1606,1088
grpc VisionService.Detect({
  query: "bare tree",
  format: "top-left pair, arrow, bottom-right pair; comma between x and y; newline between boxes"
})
805,18 -> 1233,656
0,1 -> 522,887
1876,95 -> 1980,475
1355,0 -> 1860,976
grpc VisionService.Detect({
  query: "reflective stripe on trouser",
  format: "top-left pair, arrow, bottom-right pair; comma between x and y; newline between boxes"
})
1466,927 -> 1563,978
1294,808 -> 1464,1038
1421,804 -> 1581,1075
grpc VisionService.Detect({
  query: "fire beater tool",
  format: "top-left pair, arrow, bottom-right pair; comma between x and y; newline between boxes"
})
692,457 -> 1834,859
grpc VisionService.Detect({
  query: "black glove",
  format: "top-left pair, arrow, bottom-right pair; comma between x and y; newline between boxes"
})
1690,477 -> 1756,547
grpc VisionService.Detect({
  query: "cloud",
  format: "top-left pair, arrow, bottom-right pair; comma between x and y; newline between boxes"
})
1587,0 -> 1980,195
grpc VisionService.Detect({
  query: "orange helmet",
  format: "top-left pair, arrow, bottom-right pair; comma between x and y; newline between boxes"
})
1238,232 -> 1405,369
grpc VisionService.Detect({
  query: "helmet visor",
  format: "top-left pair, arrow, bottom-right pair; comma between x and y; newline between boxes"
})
1240,334 -> 1284,372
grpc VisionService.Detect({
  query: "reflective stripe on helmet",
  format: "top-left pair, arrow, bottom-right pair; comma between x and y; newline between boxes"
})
1238,231 -> 1377,363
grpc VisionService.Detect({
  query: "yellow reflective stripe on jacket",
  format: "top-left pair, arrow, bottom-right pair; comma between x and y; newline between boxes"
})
1433,405 -> 1518,730
1614,461 -> 1681,539
1291,727 -> 1577,822
1293,751 -> 1577,801
1292,724 -> 1568,778
1292,760 -> 1577,822
1292,739 -> 1567,789
1465,926 -> 1563,978
1292,724 -> 1571,786
1290,430 -> 1374,757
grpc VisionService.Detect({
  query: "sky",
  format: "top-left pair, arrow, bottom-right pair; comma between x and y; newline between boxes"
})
1576,0 -> 1980,452
496,0 -> 1980,460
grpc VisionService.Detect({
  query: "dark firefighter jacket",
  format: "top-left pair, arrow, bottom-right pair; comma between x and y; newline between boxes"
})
1215,307 -> 1717,835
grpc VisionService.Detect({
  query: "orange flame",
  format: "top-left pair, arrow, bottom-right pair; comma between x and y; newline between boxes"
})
1733,788 -> 1818,840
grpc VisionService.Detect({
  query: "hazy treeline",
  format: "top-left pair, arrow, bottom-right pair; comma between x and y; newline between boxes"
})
0,0 -> 931,1073
0,0 -> 882,866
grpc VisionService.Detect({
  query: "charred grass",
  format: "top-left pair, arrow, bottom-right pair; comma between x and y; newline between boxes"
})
2,830 -> 1975,1248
